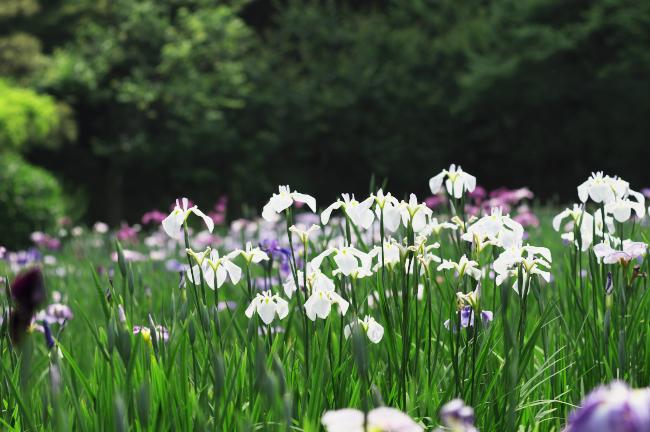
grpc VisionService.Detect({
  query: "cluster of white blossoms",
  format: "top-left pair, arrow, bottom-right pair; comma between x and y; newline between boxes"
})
453,207 -> 551,292
147,165 -> 650,431
554,172 -> 647,264
156,164 -> 577,431
162,164 -> 557,333
577,172 -> 645,221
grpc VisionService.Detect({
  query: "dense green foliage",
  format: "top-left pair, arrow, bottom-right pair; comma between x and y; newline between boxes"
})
2,0 -> 650,223
0,1 -> 73,246
0,204 -> 649,430
0,80 -> 59,151
0,154 -> 66,248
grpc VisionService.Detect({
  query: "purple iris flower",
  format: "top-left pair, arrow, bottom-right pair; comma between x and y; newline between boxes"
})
217,301 -> 237,312
35,303 -> 73,325
12,249 -> 42,267
42,321 -> 55,349
259,239 -> 292,273
259,239 -> 291,262
444,306 -> 493,331
439,399 -> 478,431
566,381 -> 650,432
165,259 -> 188,273
605,272 -> 613,295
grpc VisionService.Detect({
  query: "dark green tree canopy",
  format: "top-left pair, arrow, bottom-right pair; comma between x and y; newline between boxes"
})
2,0 -> 649,225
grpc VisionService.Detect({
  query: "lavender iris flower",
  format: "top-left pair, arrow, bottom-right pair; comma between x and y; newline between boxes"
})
566,381 -> 650,432
35,303 -> 74,325
259,239 -> 291,262
444,306 -> 494,332
42,321 -> 55,349
259,239 -> 292,277
165,259 -> 189,273
605,272 -> 614,295
217,301 -> 237,312
438,399 -> 479,431
6,249 -> 42,272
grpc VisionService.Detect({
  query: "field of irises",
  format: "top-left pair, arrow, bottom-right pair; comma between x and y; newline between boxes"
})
2,165 -> 650,431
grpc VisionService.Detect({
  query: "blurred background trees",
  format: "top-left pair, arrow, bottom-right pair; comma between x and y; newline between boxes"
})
1,0 -> 649,242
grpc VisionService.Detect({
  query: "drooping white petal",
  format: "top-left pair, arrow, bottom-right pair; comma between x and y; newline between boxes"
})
321,201 -> 342,225
275,297 -> 289,320
313,273 -> 335,292
292,192 -> 317,212
304,295 -> 317,321
191,207 -> 215,233
356,208 -> 375,230
311,248 -> 336,270
251,250 -> 269,264
215,265 -> 228,288
463,172 -> 477,192
623,240 -> 645,256
495,272 -> 508,286
552,209 -> 570,231
283,276 -> 297,299
632,201 -> 646,219
577,181 -> 589,203
411,211 -> 428,233
223,259 -> 242,285
203,266 -> 216,289
307,294 -> 331,321
437,260 -> 455,272
244,299 -> 257,318
366,320 -> 384,343
261,203 -> 278,222
329,292 -> 349,316
383,206 -> 402,232
257,301 -> 276,325
269,193 -> 293,213
467,267 -> 482,281
429,172 -> 445,194
593,242 -> 616,261
162,211 -> 184,239
187,264 -> 203,285
534,269 -> 551,283
525,246 -> 552,263
334,252 -> 358,276
225,249 -> 241,260
446,178 -> 463,199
